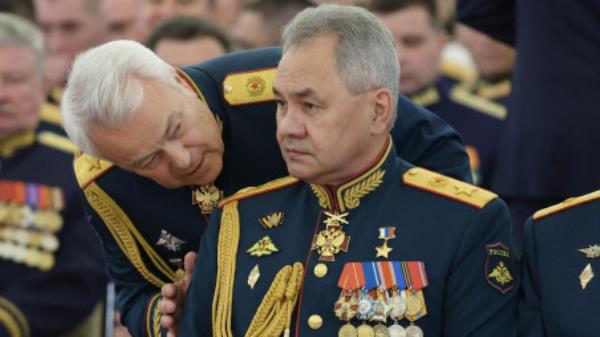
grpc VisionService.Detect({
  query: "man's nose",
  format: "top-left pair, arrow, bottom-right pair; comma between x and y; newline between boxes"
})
164,141 -> 191,170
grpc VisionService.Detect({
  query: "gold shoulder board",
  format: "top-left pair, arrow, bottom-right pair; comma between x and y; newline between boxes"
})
73,152 -> 114,189
39,102 -> 62,126
37,131 -> 77,154
440,60 -> 477,83
533,190 -> 600,221
403,167 -> 497,209
449,86 -> 507,120
223,68 -> 277,106
219,176 -> 300,207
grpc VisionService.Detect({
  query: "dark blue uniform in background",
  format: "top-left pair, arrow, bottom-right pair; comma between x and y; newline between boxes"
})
519,191 -> 600,337
457,0 -> 600,250
411,75 -> 506,188
179,139 -> 518,337
0,123 -> 107,337
73,47 -> 473,337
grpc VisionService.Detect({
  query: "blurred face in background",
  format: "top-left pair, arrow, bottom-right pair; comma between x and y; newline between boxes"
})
101,0 -> 148,42
143,0 -> 212,31
455,24 -> 515,80
35,0 -> 107,86
231,9 -> 269,50
154,36 -> 226,66
0,44 -> 44,138
377,5 -> 447,95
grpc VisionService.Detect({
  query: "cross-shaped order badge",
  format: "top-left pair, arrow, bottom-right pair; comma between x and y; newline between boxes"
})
376,226 -> 396,258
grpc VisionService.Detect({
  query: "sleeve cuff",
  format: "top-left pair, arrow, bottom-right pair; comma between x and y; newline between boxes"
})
0,298 -> 29,337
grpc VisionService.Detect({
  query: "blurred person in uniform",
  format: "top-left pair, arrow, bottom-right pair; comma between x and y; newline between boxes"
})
178,5 -> 518,337
457,0 -> 600,252
231,0 -> 312,50
146,15 -> 231,67
455,23 -> 515,107
34,0 -> 107,97
372,0 -> 506,188
101,0 -> 149,42
518,190 -> 600,336
142,0 -> 213,34
0,13 -> 108,337
60,38 -> 472,336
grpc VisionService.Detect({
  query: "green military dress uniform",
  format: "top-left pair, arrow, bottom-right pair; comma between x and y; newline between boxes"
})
179,137 -> 519,337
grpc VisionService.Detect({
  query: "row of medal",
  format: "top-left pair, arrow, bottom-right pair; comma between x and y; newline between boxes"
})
0,181 -> 65,211
334,261 -> 429,337
0,203 -> 64,232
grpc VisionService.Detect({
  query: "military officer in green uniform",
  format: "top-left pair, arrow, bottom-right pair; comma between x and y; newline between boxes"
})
178,5 -> 518,337
519,191 -> 600,337
62,39 -> 471,336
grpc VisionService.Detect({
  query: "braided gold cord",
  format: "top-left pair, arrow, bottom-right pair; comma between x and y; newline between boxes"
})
213,201 -> 240,337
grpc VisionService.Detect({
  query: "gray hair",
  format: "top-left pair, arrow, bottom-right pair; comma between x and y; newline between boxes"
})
282,4 -> 400,128
61,40 -> 179,156
0,13 -> 45,80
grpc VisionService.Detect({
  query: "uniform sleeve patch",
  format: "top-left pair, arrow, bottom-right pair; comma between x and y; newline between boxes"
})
485,242 -> 514,294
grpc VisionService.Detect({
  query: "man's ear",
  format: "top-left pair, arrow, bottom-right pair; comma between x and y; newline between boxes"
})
370,88 -> 393,134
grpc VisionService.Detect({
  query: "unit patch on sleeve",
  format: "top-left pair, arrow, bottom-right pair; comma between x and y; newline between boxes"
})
485,242 -> 514,294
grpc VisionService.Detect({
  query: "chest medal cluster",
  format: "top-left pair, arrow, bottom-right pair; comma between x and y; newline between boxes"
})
0,181 -> 64,271
335,261 -> 429,337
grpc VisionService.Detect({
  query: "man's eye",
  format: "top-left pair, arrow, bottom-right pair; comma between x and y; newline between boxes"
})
304,102 -> 319,111
170,123 -> 182,139
142,153 -> 161,169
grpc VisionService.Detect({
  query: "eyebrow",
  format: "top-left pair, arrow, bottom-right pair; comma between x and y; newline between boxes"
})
272,87 -> 318,99
130,112 -> 180,168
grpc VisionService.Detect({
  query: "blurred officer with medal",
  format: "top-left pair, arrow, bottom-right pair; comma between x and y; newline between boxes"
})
0,13 -> 107,337
519,190 -> 600,337
178,5 -> 518,337
61,38 -> 472,337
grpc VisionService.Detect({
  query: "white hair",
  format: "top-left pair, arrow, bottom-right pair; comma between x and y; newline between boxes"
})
0,13 -> 45,80
61,40 -> 179,156
282,4 -> 400,129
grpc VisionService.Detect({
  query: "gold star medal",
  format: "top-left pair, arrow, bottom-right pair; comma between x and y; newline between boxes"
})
246,236 -> 279,289
375,227 -> 396,258
578,244 -> 599,289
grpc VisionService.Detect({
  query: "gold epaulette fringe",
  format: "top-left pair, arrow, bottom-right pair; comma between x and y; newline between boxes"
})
533,190 -> 600,221
403,167 -> 497,209
219,177 -> 300,207
245,263 -> 304,337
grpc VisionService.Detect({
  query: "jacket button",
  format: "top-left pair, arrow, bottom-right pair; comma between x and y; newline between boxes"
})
307,314 -> 323,329
313,263 -> 328,278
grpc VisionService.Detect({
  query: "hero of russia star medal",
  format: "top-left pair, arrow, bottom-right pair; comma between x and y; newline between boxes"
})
578,244 -> 599,289
376,227 -> 396,258
246,236 -> 279,289
312,211 -> 350,261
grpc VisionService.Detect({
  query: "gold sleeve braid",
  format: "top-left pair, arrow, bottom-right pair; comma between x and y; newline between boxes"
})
212,201 -> 241,337
145,294 -> 162,337
245,263 -> 304,337
0,298 -> 29,337
84,183 -> 175,287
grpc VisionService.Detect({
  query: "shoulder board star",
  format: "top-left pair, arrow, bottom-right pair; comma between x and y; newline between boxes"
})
73,152 -> 114,189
